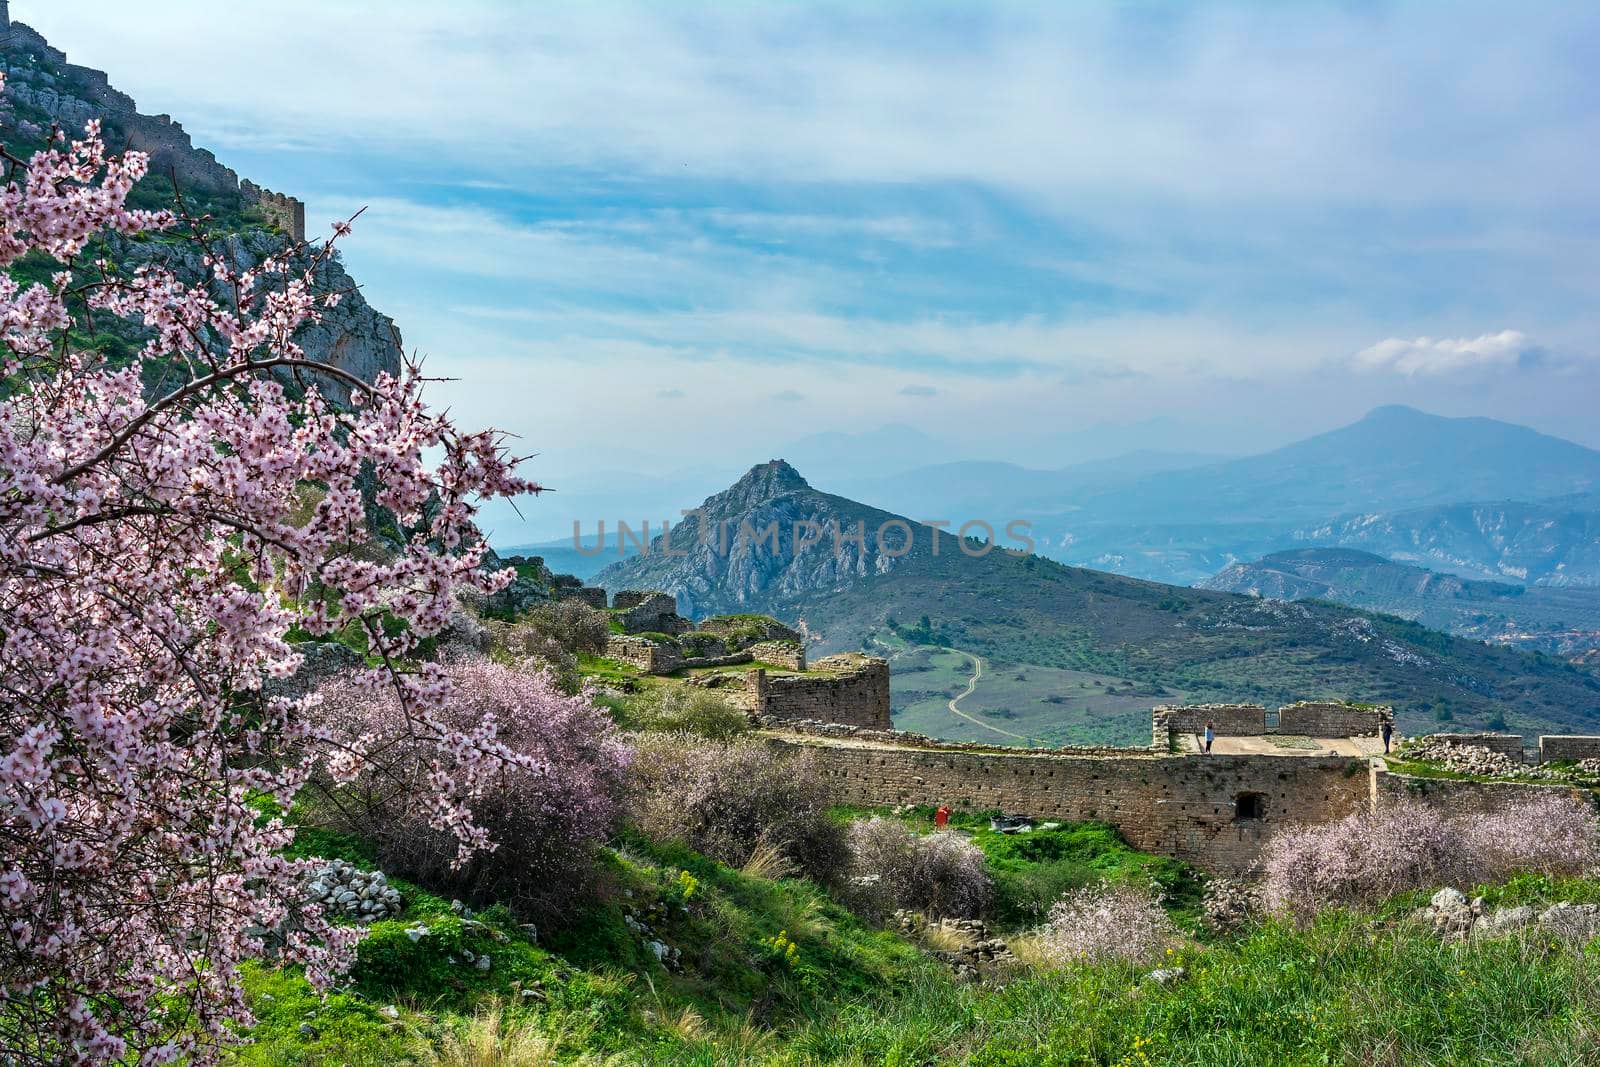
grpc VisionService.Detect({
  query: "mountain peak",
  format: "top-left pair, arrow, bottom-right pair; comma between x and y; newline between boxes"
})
1361,404 -> 1430,422
723,459 -> 810,505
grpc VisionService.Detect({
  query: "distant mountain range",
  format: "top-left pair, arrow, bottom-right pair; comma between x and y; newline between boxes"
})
1203,548 -> 1600,657
1021,407 -> 1600,586
595,461 -> 1600,740
1287,496 -> 1600,587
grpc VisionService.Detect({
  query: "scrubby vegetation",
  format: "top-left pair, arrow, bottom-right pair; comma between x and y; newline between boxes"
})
841,818 -> 992,921
1263,794 -> 1600,921
626,735 -> 847,882
314,657 -> 632,924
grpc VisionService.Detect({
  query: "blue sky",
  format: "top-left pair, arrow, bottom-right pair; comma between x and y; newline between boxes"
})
23,1 -> 1600,539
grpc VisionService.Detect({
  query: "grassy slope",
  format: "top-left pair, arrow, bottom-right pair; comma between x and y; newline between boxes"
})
241,807 -> 1600,1065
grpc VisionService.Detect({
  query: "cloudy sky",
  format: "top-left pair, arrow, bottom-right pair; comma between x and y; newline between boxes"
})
23,1 -> 1600,537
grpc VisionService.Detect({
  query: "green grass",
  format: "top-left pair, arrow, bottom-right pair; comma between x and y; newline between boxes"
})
797,911 -> 1600,1066
236,806 -> 1600,1065
577,653 -> 642,683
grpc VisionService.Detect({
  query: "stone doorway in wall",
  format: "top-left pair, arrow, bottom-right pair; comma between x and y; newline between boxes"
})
1234,792 -> 1267,821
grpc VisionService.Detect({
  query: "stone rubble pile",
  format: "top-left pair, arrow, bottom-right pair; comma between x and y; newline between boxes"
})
622,894 -> 682,971
895,911 -> 1016,980
1398,738 -> 1551,779
1201,878 -> 1263,934
304,860 -> 403,924
1414,887 -> 1600,944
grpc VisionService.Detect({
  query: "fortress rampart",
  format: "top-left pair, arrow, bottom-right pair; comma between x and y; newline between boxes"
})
771,730 -> 1372,874
768,700 -> 1600,876
1,24 -> 307,240
240,180 -> 307,242
755,654 -> 891,729
1153,701 -> 1391,747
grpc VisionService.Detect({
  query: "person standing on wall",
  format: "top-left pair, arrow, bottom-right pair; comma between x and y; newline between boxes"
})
1381,719 -> 1393,754
1203,720 -> 1215,754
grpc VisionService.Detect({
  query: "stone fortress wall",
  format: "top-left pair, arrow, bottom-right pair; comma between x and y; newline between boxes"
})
591,588 -> 892,730
240,180 -> 307,242
546,574 -> 1598,877
1,20 -> 305,240
775,700 -> 1600,876
771,725 -> 1372,874
755,654 -> 891,729
1540,736 -> 1600,762
1152,701 -> 1392,746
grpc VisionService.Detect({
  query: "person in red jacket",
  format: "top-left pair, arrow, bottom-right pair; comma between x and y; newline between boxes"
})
934,805 -> 951,828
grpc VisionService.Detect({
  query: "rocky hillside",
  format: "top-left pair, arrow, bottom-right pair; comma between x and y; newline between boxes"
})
1289,495 -> 1600,588
1204,548 -> 1600,658
596,460 -> 930,618
0,18 -> 401,394
1204,548 -> 1522,602
597,462 -> 1600,736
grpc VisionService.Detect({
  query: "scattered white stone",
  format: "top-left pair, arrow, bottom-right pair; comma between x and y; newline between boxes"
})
1146,966 -> 1186,986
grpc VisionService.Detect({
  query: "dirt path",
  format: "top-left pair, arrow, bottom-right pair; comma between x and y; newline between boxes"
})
941,648 -> 1029,742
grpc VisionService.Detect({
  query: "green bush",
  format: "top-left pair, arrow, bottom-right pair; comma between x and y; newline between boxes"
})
604,684 -> 749,739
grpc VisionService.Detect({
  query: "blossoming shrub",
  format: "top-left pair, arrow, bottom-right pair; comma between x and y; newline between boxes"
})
316,657 -> 631,923
1029,883 -> 1182,968
1262,794 -> 1600,921
1462,792 -> 1600,879
626,736 -> 845,880
842,817 -> 992,920
0,91 -> 531,1062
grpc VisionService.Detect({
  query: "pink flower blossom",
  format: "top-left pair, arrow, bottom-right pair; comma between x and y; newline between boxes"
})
0,100 -> 539,1063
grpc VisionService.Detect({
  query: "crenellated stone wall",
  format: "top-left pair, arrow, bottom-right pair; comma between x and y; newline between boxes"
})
1152,701 -> 1392,746
240,180 -> 306,241
774,733 -> 1372,875
1152,704 -> 1265,745
1277,702 -> 1391,738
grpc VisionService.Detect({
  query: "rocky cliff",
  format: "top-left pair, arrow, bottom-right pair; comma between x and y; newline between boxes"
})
0,19 -> 402,393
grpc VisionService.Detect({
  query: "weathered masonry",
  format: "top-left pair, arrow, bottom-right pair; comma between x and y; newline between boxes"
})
774,729 -> 1373,875
1152,701 -> 1392,746
751,654 -> 891,729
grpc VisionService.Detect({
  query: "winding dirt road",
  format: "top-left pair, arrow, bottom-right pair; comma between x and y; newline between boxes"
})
941,648 -> 1029,742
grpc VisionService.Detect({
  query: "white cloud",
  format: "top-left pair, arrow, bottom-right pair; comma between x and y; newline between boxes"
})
27,2 -> 1600,210
1353,330 -> 1530,376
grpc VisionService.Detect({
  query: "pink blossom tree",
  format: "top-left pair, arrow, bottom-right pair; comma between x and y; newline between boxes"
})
0,84 -> 539,1064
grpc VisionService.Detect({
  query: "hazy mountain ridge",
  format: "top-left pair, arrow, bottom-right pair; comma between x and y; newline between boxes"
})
1289,497 -> 1600,588
809,407 -> 1600,588
1204,548 -> 1600,657
596,461 -> 1600,737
